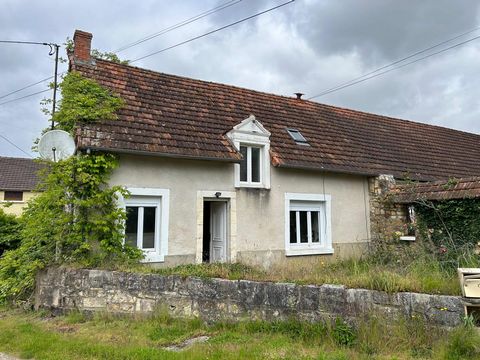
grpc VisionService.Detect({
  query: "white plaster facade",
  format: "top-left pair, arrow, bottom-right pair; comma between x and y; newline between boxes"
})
109,154 -> 371,268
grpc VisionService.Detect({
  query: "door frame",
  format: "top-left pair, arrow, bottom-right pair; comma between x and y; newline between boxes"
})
196,191 -> 237,264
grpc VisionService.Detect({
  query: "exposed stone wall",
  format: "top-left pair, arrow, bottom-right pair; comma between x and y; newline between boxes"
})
35,267 -> 464,327
368,175 -> 409,241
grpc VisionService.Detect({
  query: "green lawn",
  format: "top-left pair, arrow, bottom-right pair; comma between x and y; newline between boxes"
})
0,308 -> 479,360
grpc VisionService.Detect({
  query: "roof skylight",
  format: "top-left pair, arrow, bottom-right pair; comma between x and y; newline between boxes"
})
286,128 -> 308,144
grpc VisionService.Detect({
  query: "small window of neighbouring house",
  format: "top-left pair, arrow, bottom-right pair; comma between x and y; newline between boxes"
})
4,191 -> 23,201
239,145 -> 262,184
286,128 -> 308,144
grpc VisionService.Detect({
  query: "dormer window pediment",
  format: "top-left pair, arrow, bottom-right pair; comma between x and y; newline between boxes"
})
227,115 -> 271,189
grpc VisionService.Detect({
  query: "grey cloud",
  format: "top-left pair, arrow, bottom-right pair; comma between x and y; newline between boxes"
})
1,0 -> 480,157
298,0 -> 480,64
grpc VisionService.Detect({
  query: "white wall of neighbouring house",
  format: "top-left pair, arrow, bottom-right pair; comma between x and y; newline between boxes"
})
109,154 -> 370,268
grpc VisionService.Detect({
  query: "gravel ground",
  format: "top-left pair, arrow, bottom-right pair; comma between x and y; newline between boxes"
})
0,354 -> 20,360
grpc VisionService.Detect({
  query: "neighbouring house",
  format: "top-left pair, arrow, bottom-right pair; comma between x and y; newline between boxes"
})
69,30 -> 480,268
0,156 -> 43,216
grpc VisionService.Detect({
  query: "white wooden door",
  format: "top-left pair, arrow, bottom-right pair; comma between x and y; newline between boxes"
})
210,201 -> 227,263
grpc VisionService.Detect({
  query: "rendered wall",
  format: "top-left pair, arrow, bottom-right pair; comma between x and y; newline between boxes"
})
109,155 -> 370,267
36,267 -> 464,328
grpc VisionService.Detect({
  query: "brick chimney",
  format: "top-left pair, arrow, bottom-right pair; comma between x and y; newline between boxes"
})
73,30 -> 92,62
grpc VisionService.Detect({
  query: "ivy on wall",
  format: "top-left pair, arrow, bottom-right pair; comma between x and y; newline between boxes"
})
415,198 -> 480,269
0,70 -> 140,303
52,72 -> 124,133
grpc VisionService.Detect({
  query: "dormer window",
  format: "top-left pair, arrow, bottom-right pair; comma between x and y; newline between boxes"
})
287,128 -> 308,144
227,115 -> 271,189
240,145 -> 261,184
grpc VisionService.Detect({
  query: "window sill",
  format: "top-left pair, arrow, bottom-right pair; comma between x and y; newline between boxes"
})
140,253 -> 165,263
236,182 -> 269,189
286,247 -> 334,256
1,200 -> 24,203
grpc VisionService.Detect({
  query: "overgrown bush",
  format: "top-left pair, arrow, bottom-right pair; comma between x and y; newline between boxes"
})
0,208 -> 22,255
415,198 -> 480,271
0,155 -> 142,303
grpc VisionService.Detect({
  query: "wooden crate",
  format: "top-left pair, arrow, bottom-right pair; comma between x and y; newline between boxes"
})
458,268 -> 480,298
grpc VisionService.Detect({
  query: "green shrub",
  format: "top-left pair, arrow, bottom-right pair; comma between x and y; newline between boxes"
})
0,154 -> 142,303
0,208 -> 22,255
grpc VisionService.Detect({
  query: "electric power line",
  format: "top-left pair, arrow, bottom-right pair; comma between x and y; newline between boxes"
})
0,40 -> 49,46
0,134 -> 33,158
132,0 -> 295,63
0,88 -> 51,106
115,0 -> 242,53
0,1 -> 243,104
308,29 -> 480,100
0,75 -> 53,100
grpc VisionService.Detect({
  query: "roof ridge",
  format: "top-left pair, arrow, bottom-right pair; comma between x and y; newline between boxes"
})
0,156 -> 37,161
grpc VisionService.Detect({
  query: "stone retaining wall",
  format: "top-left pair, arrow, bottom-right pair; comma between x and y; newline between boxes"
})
35,267 -> 464,327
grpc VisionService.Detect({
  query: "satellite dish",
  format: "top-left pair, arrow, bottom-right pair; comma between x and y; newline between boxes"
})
38,130 -> 75,162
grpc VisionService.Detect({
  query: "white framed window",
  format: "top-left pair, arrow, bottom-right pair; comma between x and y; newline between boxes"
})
285,193 -> 333,256
121,188 -> 169,262
239,145 -> 262,185
226,115 -> 271,189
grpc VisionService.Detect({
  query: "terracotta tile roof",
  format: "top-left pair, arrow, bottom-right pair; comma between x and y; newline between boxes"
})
74,58 -> 480,181
0,157 -> 44,191
394,177 -> 480,203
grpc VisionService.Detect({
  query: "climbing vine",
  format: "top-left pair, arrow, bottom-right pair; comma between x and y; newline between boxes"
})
52,72 -> 124,133
415,198 -> 480,270
0,69 -> 140,303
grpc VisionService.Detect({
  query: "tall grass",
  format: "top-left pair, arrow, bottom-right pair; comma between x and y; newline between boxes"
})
125,255 -> 460,295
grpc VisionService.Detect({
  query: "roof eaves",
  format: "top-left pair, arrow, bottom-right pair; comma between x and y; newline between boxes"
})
78,145 -> 242,163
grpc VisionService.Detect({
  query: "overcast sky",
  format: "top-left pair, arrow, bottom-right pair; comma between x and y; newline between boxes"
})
1,0 -> 479,158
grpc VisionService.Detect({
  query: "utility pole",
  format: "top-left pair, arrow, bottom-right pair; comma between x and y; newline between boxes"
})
51,43 -> 60,130
0,40 -> 60,129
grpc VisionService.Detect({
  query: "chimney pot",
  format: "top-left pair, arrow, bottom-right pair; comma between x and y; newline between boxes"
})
73,30 -> 93,63
294,92 -> 304,100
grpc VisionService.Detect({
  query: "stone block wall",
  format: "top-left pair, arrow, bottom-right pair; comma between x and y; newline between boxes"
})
369,175 -> 409,241
35,267 -> 464,327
